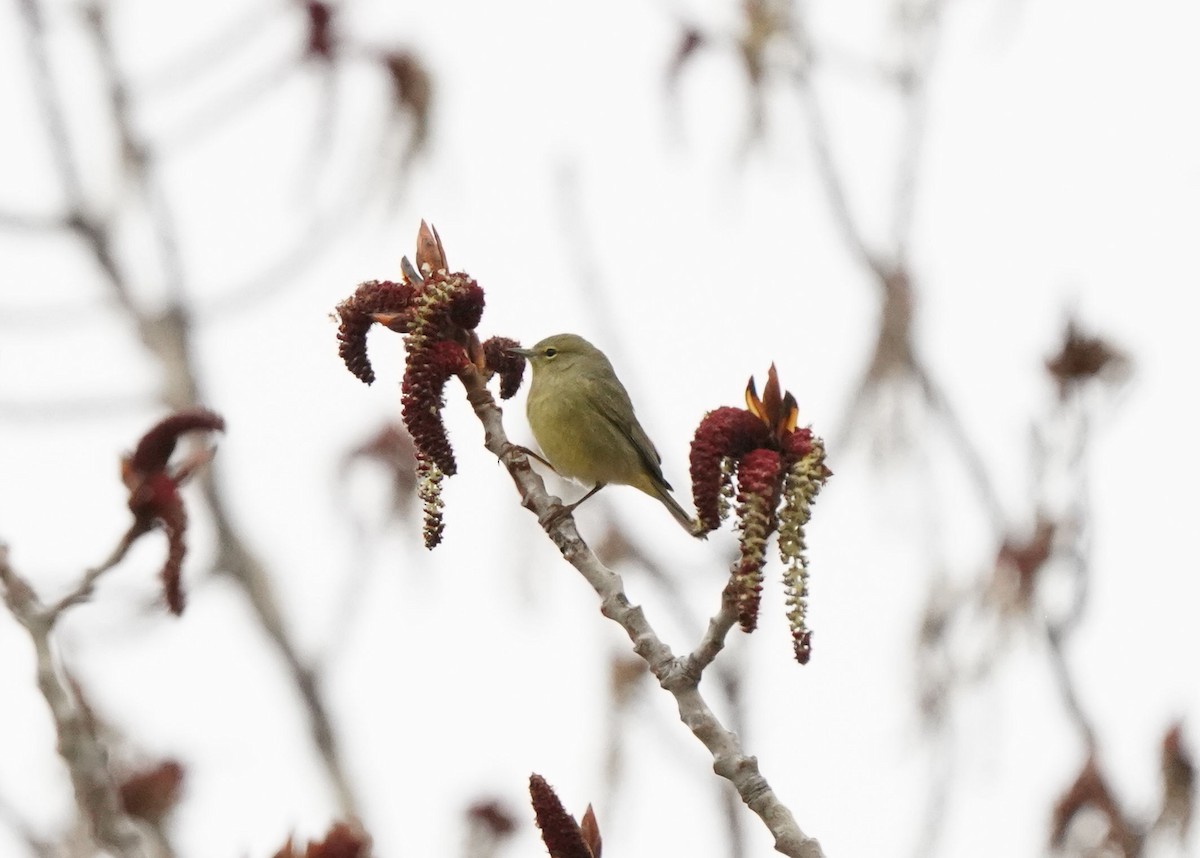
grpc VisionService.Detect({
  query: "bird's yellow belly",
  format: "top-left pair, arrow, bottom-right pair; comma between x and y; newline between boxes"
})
528,392 -> 638,486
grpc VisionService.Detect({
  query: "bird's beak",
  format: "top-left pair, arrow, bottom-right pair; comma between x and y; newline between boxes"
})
507,345 -> 534,357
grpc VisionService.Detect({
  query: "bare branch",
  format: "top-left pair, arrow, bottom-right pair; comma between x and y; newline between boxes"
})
15,0 -> 86,210
199,474 -> 361,819
0,790 -> 56,858
85,3 -> 189,305
459,368 -> 825,858
15,0 -> 365,817
46,522 -> 148,621
0,550 -> 164,858
0,209 -> 70,231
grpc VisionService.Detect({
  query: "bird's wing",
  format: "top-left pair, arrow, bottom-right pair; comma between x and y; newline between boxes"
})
586,372 -> 673,490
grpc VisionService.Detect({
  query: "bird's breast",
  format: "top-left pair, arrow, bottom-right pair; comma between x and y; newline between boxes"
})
526,384 -> 638,486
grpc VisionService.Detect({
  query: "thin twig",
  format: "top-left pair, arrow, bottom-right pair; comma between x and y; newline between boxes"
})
46,522 -> 148,621
919,369 -> 1007,540
1039,393 -> 1098,750
787,20 -> 886,279
152,50 -> 301,154
889,0 -> 945,259
1043,621 -> 1096,751
130,0 -> 288,100
0,209 -> 69,231
0,550 -> 162,858
0,393 -> 152,420
0,788 -> 55,858
16,0 -> 86,208
689,587 -> 743,672
199,473 -> 360,818
86,3 -> 189,305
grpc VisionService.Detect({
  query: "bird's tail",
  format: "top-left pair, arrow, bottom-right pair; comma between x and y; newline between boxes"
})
645,479 -> 705,539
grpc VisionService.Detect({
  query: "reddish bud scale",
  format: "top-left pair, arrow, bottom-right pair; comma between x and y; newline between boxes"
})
529,774 -> 594,858
482,336 -> 526,399
689,407 -> 772,533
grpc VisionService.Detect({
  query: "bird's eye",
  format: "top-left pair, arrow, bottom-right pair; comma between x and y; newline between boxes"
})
543,347 -> 558,358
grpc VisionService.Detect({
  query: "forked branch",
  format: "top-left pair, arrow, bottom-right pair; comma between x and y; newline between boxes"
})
458,368 -> 826,858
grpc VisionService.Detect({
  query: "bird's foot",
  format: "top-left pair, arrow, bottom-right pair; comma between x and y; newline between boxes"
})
537,498 -> 576,531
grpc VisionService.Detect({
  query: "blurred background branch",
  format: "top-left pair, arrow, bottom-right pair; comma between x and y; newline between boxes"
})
2,0 -> 1195,856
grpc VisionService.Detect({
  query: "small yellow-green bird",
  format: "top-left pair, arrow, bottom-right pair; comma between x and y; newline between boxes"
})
510,334 -> 697,534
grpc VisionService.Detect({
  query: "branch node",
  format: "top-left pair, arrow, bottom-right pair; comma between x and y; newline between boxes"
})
660,656 -> 701,693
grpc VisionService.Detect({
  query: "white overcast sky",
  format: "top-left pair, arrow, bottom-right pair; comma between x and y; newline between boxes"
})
2,0 -> 1199,857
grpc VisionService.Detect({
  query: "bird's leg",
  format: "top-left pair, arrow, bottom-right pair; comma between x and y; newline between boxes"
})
565,482 -> 605,512
504,443 -> 560,475
538,483 -> 607,530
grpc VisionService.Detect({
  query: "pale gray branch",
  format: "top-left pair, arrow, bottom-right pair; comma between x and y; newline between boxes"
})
460,369 -> 826,858
0,549 -> 164,858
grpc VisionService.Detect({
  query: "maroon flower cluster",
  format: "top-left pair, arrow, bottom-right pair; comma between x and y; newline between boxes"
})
1045,317 -> 1129,398
401,338 -> 472,476
1159,722 -> 1196,841
119,760 -> 184,824
334,222 -> 525,547
303,1 -> 335,61
271,822 -> 369,858
689,366 -> 830,664
529,774 -> 602,858
483,335 -> 526,400
466,799 -> 518,839
1050,756 -> 1136,855
120,408 -> 225,615
335,279 -> 421,385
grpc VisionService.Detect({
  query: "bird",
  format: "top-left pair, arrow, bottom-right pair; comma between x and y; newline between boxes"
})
509,334 -> 697,535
